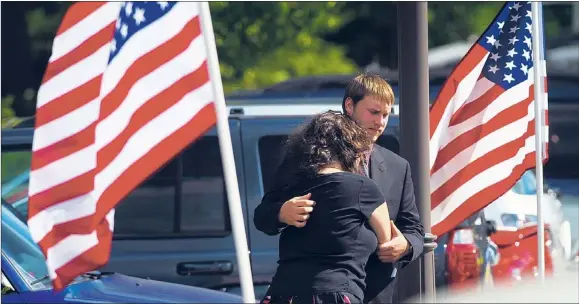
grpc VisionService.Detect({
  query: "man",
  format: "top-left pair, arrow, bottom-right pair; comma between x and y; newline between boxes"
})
254,73 -> 424,304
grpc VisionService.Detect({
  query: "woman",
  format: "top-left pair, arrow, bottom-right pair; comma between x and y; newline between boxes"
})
262,110 -> 392,304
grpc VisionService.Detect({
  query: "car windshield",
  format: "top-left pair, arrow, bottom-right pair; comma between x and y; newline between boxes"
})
1,200 -> 52,291
501,213 -> 538,228
511,170 -> 537,195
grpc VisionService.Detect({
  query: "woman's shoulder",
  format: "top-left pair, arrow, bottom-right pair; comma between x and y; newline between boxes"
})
293,172 -> 364,194
358,176 -> 384,200
326,172 -> 378,187
309,172 -> 369,186
319,171 -> 364,180
317,172 -> 380,194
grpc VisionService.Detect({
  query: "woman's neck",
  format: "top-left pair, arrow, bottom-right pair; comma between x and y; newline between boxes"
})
318,162 -> 344,175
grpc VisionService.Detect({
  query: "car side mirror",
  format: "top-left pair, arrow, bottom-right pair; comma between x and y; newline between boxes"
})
485,220 -> 497,236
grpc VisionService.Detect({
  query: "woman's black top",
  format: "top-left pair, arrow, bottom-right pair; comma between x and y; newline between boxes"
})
268,171 -> 386,301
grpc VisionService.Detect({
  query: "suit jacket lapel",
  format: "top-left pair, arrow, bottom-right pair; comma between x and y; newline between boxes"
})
369,144 -> 386,185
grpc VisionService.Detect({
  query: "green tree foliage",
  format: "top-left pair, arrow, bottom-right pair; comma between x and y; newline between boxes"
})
324,2 -> 400,69
209,1 -> 358,92
430,2 -> 567,45
25,3 -> 72,59
1,95 -> 22,128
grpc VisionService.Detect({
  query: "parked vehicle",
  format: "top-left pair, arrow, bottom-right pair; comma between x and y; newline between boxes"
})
485,170 -> 570,250
483,170 -> 568,282
0,199 -> 243,303
489,223 -> 554,284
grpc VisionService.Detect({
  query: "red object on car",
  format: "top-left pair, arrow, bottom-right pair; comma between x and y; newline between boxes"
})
490,223 -> 553,284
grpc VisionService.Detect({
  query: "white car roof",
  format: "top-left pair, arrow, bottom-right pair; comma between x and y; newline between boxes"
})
226,103 -> 400,118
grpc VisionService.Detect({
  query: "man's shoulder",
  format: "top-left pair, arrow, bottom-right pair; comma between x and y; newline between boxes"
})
372,144 -> 410,168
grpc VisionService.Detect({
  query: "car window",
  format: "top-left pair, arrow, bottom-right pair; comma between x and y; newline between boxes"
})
114,159 -> 178,235
500,212 -> 539,229
114,136 -> 231,238
180,137 -> 229,233
511,170 -> 537,195
1,205 -> 52,291
501,213 -> 524,228
525,214 -> 538,224
258,135 -> 288,193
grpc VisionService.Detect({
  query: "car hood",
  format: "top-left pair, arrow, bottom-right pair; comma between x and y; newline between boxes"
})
61,273 -> 243,303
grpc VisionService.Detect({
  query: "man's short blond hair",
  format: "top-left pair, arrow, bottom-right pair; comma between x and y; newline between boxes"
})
342,73 -> 395,113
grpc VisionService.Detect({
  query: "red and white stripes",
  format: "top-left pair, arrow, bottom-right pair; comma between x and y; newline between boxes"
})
28,1 -> 218,289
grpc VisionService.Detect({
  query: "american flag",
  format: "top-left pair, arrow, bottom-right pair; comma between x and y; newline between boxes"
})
429,1 -> 549,236
28,1 -> 218,289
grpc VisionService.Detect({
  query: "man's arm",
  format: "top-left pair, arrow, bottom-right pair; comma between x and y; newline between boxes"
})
253,188 -> 288,236
253,156 -> 315,235
396,161 -> 425,267
254,188 -> 315,235
253,155 -> 292,236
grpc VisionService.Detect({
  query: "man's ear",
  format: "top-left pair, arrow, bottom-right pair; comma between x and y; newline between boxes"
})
344,97 -> 354,116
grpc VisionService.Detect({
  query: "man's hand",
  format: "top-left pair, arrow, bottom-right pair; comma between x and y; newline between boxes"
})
279,193 -> 315,228
377,221 -> 410,263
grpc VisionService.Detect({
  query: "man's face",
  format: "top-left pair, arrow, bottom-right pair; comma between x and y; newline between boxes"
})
345,96 -> 391,143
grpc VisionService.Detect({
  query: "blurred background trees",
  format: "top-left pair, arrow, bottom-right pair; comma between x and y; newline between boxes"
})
1,1 -> 575,124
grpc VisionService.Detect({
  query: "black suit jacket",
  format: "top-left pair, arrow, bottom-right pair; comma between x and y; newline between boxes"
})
253,144 -> 424,304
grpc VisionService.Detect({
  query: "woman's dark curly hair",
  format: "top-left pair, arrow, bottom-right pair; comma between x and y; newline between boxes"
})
281,110 -> 372,183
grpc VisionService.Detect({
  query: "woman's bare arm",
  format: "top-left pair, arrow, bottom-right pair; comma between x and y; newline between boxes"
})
369,203 -> 392,244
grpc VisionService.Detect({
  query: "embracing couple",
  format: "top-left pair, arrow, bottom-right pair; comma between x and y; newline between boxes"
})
254,73 -> 424,304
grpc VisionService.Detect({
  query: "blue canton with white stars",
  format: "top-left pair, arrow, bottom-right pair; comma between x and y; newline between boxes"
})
109,1 -> 177,63
478,1 -> 544,90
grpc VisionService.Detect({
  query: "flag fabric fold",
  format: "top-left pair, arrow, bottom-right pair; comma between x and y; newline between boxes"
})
429,1 -> 549,237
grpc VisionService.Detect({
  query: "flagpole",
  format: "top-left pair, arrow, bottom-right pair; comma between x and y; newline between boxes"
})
531,1 -> 546,282
198,2 -> 256,302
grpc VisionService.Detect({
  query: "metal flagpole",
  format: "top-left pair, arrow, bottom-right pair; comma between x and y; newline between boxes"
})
531,1 -> 546,282
397,2 -> 436,302
198,2 -> 256,302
